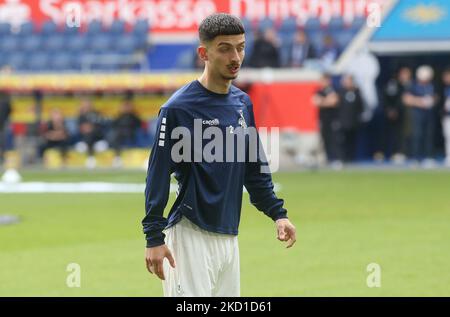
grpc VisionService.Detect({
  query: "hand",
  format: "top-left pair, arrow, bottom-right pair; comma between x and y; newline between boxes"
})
145,245 -> 176,280
276,218 -> 297,248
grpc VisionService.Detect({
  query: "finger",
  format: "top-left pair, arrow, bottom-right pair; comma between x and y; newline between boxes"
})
278,228 -> 286,241
281,228 -> 289,241
166,252 -> 176,269
145,259 -> 154,274
154,262 -> 165,280
286,237 -> 296,248
289,227 -> 297,244
286,232 -> 297,248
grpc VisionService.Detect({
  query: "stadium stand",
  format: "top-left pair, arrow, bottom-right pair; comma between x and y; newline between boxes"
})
0,17 -> 365,72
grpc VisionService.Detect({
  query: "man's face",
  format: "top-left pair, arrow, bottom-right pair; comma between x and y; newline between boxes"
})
321,76 -> 331,87
443,71 -> 450,86
200,34 -> 245,81
342,75 -> 354,89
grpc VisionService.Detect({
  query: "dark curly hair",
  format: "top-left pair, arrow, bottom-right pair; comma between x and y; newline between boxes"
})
199,13 -> 245,43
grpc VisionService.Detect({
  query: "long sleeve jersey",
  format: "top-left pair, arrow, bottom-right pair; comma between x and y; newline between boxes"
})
142,80 -> 288,248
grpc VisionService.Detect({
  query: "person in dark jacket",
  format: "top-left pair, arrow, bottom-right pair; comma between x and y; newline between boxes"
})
338,74 -> 363,162
38,108 -> 70,160
313,73 -> 341,165
403,65 -> 436,165
75,99 -> 108,168
0,90 -> 12,164
383,66 -> 412,162
109,99 -> 142,165
286,30 -> 315,67
248,28 -> 281,68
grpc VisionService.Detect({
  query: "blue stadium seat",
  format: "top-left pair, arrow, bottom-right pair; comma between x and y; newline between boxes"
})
279,30 -> 295,46
244,32 -> 254,57
115,34 -> 138,54
0,52 -> 8,67
86,20 -> 103,36
62,23 -> 80,35
27,52 -> 50,72
41,20 -> 58,35
18,21 -> 35,36
50,53 -> 74,71
66,35 -> 88,53
6,53 -> 27,71
258,17 -> 275,32
279,17 -> 298,35
241,17 -> 253,33
0,23 -> 11,36
351,16 -> 366,31
109,19 -> 125,35
22,35 -> 43,52
45,34 -> 66,52
0,36 -> 20,51
133,19 -> 149,35
71,53 -> 84,70
335,31 -> 355,50
328,16 -> 344,31
304,17 -> 322,31
89,34 -> 112,53
134,33 -> 148,50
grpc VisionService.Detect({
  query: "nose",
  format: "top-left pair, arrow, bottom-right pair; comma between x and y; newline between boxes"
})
230,48 -> 241,64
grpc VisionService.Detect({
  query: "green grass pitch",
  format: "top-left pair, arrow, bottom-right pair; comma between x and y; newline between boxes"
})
1,169 -> 449,296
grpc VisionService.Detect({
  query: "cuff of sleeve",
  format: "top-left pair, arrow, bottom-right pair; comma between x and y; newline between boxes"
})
271,209 -> 288,222
145,233 -> 166,248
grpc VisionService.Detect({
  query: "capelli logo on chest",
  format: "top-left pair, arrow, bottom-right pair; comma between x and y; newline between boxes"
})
202,119 -> 220,126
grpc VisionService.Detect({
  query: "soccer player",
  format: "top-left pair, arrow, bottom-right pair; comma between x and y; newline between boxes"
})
142,13 -> 296,297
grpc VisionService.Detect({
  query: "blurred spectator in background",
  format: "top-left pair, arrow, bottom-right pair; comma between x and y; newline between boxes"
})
286,30 -> 315,68
338,74 -> 363,162
313,73 -> 341,167
75,99 -> 108,168
38,108 -> 70,161
403,65 -> 436,166
248,28 -> 281,68
319,35 -> 339,72
109,99 -> 142,167
0,90 -> 12,165
439,67 -> 450,167
383,66 -> 412,163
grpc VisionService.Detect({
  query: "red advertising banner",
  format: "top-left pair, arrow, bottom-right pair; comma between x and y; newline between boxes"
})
0,0 -> 384,33
249,81 -> 319,132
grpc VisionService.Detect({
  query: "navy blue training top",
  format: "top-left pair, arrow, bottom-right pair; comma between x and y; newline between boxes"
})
408,82 -> 434,98
142,80 -> 288,247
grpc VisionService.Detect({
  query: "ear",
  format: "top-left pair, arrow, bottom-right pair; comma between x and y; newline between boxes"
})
197,45 -> 208,62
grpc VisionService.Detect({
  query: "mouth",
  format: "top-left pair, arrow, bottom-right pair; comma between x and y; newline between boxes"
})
228,65 -> 240,74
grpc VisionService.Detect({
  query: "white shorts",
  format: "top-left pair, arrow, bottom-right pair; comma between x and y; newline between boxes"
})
162,216 -> 240,297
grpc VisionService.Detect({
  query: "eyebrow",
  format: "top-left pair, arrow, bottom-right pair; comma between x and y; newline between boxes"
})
217,41 -> 246,47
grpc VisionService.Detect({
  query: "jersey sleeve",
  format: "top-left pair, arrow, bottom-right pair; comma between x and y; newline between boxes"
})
243,102 -> 288,222
142,107 -> 176,247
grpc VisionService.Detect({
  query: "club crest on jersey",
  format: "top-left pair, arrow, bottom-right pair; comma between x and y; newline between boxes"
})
238,110 -> 247,129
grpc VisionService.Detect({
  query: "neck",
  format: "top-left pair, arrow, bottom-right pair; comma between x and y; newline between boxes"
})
198,68 -> 232,94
